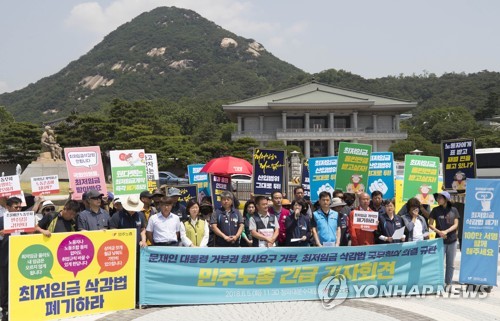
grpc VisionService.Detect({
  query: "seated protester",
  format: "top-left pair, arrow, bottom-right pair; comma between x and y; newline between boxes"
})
312,191 -> 340,247
35,201 -> 80,236
146,197 -> 181,246
330,197 -> 349,246
285,199 -> 311,246
267,191 -> 290,246
77,190 -> 110,231
109,195 -> 147,248
199,198 -> 215,247
397,197 -> 430,222
401,200 -> 429,242
349,193 -> 377,246
370,191 -> 386,215
180,199 -> 209,247
376,199 -> 405,244
210,191 -> 243,247
249,195 -> 279,247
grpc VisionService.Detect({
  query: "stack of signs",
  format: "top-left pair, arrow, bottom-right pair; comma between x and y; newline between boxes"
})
145,153 -> 159,192
252,148 -> 286,196
308,156 -> 337,203
402,155 -> 440,204
441,139 -> 476,191
367,152 -> 395,199
65,146 -> 107,200
335,142 -> 372,193
110,150 -> 147,197
301,159 -> 310,198
187,164 -> 211,201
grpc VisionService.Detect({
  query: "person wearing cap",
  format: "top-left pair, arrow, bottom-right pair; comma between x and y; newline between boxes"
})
151,188 -> 164,212
146,197 -> 181,246
139,190 -> 157,223
330,196 -> 349,246
100,191 -> 114,213
210,191 -> 243,247
167,187 -> 187,222
76,190 -> 110,231
285,199 -> 311,246
268,191 -> 290,246
312,191 -> 340,247
428,191 -> 460,286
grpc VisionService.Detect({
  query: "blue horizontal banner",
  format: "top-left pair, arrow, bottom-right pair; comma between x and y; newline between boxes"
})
139,239 -> 444,305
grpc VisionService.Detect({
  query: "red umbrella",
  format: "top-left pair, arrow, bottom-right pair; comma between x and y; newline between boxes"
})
200,156 -> 253,175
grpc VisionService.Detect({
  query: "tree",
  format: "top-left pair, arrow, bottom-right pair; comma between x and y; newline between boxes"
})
0,122 -> 41,165
475,92 -> 499,120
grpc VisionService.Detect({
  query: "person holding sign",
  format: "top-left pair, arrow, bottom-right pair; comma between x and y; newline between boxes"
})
349,193 -> 377,246
376,199 -> 405,244
428,191 -> 460,286
249,196 -> 279,247
311,191 -> 340,247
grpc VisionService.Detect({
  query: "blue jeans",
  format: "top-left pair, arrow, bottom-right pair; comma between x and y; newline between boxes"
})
444,241 -> 457,285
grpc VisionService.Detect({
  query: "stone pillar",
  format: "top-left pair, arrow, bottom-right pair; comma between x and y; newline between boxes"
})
372,114 -> 377,133
259,115 -> 264,132
305,112 -> 310,132
304,139 -> 311,158
352,111 -> 358,130
328,139 -> 335,156
237,116 -> 242,132
372,140 -> 378,152
282,112 -> 287,131
329,112 -> 335,132
395,114 -> 400,131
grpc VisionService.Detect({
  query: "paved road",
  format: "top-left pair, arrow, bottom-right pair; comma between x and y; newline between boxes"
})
60,251 -> 500,321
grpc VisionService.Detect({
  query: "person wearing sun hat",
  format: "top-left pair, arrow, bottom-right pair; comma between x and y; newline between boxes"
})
109,194 -> 147,248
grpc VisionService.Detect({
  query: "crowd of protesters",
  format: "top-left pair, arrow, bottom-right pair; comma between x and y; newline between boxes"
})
0,185 -> 460,319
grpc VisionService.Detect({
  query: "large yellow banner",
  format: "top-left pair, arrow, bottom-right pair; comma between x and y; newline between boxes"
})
9,230 -> 136,320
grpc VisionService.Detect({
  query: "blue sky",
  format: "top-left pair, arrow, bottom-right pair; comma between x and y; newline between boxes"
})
1,0 -> 499,94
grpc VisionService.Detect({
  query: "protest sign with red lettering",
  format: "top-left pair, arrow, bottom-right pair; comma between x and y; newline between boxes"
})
3,211 -> 35,234
352,211 -> 379,231
0,175 -> 22,198
65,146 -> 107,200
30,175 -> 60,196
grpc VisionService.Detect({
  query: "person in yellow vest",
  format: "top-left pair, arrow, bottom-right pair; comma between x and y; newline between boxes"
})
180,199 -> 209,247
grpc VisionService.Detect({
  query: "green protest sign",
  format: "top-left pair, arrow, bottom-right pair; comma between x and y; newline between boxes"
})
335,142 -> 372,193
402,155 -> 440,204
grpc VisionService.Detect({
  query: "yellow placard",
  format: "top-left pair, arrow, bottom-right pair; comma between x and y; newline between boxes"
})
9,230 -> 136,320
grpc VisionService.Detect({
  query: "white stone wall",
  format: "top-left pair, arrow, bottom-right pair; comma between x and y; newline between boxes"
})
243,117 -> 259,131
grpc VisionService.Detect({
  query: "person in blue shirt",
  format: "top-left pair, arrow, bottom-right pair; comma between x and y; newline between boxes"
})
311,191 -> 340,246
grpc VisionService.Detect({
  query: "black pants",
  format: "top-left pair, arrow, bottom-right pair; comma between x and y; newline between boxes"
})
154,241 -> 178,246
0,264 -> 7,316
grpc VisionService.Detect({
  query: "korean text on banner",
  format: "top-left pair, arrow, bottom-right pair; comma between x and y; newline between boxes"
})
140,239 -> 443,305
459,179 -> 500,286
65,146 -> 107,201
335,142 -> 372,193
0,175 -> 22,198
31,175 -> 60,196
402,155 -> 440,204
352,211 -> 379,231
441,139 -> 476,191
3,211 -> 35,234
176,185 -> 198,207
188,164 -> 210,200
253,148 -> 286,196
145,153 -> 159,192
9,230 -> 136,320
210,174 -> 231,210
367,152 -> 395,199
308,156 -> 337,203
301,159 -> 310,198
110,150 -> 148,196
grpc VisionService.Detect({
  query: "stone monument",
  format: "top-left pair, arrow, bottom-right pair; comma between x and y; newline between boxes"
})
20,126 -> 68,182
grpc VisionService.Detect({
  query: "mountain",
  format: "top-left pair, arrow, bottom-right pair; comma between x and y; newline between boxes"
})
0,6 -> 306,122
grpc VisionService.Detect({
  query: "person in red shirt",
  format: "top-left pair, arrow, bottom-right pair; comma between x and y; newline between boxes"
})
349,192 -> 377,245
267,191 -> 290,246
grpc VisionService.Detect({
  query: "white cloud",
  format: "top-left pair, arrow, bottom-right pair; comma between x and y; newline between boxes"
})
0,81 -> 10,94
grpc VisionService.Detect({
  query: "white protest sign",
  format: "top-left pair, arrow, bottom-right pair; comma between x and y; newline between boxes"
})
0,175 -> 22,198
30,175 -> 60,196
352,210 -> 379,231
3,211 -> 35,234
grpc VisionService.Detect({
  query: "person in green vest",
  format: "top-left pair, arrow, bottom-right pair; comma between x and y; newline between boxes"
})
180,199 -> 209,247
35,201 -> 80,236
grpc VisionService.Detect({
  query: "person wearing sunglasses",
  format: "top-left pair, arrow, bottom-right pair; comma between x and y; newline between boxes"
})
76,189 -> 110,231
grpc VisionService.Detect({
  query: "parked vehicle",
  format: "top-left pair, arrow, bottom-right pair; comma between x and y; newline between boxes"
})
159,171 -> 188,185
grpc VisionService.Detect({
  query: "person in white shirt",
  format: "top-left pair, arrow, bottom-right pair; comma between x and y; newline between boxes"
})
180,199 -> 209,247
146,198 -> 181,246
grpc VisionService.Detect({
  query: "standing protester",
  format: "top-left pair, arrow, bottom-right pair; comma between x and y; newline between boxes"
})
293,186 -> 312,217
376,199 -> 405,244
249,196 -> 279,247
349,193 -> 377,246
240,200 -> 256,247
35,201 -> 80,236
370,191 -> 386,215
428,191 -> 460,286
139,190 -> 157,223
146,198 -> 181,246
285,199 -> 311,246
210,191 -> 243,247
311,191 -> 340,247
151,188 -> 165,212
199,197 -> 215,247
401,200 -> 429,242
267,191 -> 290,246
180,199 -> 209,247
397,197 -> 430,222
166,187 -> 187,222
0,196 -> 23,321
330,197 -> 349,246
36,200 -> 56,225
77,190 -> 110,231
